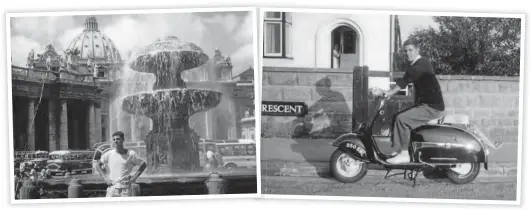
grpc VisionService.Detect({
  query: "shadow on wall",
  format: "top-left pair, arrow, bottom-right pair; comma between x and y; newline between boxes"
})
289,76 -> 352,139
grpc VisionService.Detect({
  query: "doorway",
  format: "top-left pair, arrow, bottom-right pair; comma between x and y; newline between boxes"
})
331,26 -> 359,68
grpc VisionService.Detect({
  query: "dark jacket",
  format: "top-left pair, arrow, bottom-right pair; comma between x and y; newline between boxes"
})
395,57 -> 445,111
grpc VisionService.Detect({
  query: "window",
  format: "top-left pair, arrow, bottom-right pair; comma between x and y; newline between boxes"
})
95,45 -> 99,48
264,12 -> 292,58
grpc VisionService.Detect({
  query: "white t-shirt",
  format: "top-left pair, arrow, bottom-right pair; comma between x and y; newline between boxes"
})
19,162 -> 26,172
206,150 -> 214,160
100,149 -> 144,188
30,168 -> 38,181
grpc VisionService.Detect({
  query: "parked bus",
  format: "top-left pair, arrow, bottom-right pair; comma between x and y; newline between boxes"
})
46,150 -> 94,176
15,150 -> 49,162
216,140 -> 256,169
15,150 -> 50,172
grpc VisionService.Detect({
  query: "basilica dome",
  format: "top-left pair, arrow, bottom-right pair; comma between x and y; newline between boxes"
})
66,16 -> 121,63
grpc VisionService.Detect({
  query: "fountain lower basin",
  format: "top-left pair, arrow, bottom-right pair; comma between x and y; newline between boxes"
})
121,88 -> 222,118
33,168 -> 257,197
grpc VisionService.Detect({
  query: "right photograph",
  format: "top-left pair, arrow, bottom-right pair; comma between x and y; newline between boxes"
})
259,8 -> 523,202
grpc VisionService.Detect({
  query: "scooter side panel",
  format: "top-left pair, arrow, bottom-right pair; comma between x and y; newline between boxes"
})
410,125 -> 486,163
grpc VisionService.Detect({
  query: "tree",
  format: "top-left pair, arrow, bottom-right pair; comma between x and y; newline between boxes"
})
394,16 -> 521,76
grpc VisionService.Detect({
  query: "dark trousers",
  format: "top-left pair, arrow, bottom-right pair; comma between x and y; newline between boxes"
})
391,104 -> 444,151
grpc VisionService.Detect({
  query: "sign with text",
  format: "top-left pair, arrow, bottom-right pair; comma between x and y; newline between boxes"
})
261,101 -> 308,117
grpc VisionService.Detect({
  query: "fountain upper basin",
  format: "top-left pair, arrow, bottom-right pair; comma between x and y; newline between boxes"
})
129,36 -> 210,74
121,89 -> 222,118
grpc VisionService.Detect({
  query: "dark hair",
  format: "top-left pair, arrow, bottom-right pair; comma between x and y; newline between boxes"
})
112,131 -> 125,140
403,38 -> 420,48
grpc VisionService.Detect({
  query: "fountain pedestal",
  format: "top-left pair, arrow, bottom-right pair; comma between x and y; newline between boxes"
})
145,128 -> 200,173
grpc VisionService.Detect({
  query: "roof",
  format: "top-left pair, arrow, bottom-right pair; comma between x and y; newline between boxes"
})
232,66 -> 254,80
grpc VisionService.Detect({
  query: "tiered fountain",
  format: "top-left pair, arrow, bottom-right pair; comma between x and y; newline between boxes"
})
121,36 -> 222,173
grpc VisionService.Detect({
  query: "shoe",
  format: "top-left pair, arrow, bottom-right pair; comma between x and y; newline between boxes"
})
386,150 -> 410,164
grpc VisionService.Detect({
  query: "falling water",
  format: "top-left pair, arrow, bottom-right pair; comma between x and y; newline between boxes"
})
109,64 -> 156,142
116,36 -> 223,174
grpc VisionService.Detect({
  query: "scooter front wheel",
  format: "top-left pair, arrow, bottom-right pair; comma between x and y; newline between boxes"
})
446,162 -> 480,184
329,149 -> 368,183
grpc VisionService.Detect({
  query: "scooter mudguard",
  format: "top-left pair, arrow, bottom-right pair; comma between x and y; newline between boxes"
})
332,133 -> 369,162
410,124 -> 487,164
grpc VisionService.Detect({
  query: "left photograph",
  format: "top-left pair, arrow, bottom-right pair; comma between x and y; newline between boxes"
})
8,8 -> 258,201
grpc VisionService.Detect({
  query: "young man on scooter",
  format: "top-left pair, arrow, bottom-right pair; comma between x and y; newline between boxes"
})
383,38 -> 446,164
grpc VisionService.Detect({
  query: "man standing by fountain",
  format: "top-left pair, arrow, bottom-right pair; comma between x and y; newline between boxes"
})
93,131 -> 147,197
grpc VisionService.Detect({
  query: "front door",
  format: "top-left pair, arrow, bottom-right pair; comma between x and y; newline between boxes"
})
332,26 -> 358,68
340,30 -> 357,68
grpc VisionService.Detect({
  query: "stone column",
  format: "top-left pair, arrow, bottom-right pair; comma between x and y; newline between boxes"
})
130,116 -> 136,142
204,112 -> 210,139
27,98 -> 35,150
59,100 -> 69,150
48,99 -> 57,151
88,102 -> 96,149
95,104 -> 102,144
109,100 -> 118,137
228,95 -> 238,140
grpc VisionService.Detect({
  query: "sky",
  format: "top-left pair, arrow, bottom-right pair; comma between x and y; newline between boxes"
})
397,15 -> 439,42
9,10 -> 254,77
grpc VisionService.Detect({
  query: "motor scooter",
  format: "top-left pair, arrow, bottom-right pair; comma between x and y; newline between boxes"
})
329,95 -> 500,187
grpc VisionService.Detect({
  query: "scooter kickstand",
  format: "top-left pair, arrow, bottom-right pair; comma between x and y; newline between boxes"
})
408,170 -> 421,188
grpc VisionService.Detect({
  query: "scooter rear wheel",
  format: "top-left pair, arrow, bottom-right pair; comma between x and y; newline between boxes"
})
330,149 -> 368,183
446,162 -> 480,184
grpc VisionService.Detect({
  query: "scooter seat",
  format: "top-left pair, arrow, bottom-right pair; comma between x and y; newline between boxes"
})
427,114 -> 470,125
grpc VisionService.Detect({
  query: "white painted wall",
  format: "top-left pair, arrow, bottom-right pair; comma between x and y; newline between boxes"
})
262,12 -> 394,90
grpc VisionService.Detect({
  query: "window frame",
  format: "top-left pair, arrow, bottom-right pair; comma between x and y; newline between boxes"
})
263,12 -> 292,59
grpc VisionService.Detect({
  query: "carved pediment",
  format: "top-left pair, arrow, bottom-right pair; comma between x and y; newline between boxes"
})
38,44 -> 61,61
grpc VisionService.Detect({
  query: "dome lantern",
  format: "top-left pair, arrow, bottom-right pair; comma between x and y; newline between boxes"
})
84,16 -> 99,32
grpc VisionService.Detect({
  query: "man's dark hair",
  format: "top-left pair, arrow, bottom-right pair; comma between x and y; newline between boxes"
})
403,38 -> 420,48
112,131 -> 125,140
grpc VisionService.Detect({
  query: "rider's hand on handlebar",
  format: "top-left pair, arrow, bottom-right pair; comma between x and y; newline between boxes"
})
382,92 -> 391,100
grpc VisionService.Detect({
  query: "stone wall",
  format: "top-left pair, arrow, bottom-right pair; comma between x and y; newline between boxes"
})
438,75 -> 520,144
261,66 -> 521,144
